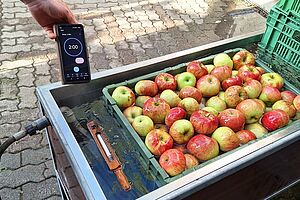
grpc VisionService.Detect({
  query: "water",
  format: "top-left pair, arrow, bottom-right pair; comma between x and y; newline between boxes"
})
65,99 -> 159,200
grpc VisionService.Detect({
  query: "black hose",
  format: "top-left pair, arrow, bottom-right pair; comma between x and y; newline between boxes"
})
0,136 -> 16,159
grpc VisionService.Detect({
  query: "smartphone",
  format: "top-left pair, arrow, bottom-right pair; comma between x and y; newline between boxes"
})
54,24 -> 91,84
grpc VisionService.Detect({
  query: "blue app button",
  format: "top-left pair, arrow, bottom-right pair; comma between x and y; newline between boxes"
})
73,66 -> 80,72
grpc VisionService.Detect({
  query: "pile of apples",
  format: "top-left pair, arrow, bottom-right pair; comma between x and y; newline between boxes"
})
111,50 -> 300,177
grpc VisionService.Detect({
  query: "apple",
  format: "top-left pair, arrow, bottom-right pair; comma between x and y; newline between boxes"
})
165,107 -> 186,127
253,99 -> 266,111
123,106 -> 143,123
213,53 -> 233,69
169,119 -> 194,144
159,149 -> 186,176
179,86 -> 202,103
281,90 -> 296,104
190,110 -> 219,134
260,72 -> 284,90
154,124 -> 169,132
187,134 -> 219,161
202,107 -> 219,116
256,66 -> 265,75
243,79 -> 262,99
218,91 -> 225,101
155,72 -> 176,91
184,154 -> 199,169
160,89 -> 181,108
236,99 -> 264,124
261,109 -> 289,131
135,95 -> 151,108
237,64 -> 261,82
143,97 -> 170,123
236,130 -> 256,144
196,75 -> 221,97
221,76 -> 243,91
293,95 -> 300,111
224,85 -> 248,108
232,70 -> 239,77
210,65 -> 232,82
145,129 -> 173,156
186,61 -> 208,79
259,86 -> 281,106
176,72 -> 196,90
245,123 -> 268,138
206,64 -> 215,74
232,50 -> 255,70
206,96 -> 226,112
212,127 -> 240,152
132,115 -> 154,136
178,97 -> 199,117
135,80 -> 158,97
272,100 -> 296,118
112,86 -> 136,110
218,108 -> 246,132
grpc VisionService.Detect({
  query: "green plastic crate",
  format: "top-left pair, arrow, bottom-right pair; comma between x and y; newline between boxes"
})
103,48 -> 300,185
275,0 -> 300,15
258,7 -> 300,72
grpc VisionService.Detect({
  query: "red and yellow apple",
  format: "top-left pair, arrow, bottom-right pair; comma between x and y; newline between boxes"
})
224,85 -> 248,108
186,61 -> 208,80
212,127 -> 240,152
236,99 -> 264,124
236,130 -> 256,144
123,106 -> 143,123
232,50 -> 255,70
179,86 -> 202,103
197,75 -> 220,97
145,129 -> 173,156
143,97 -> 170,123
261,109 -> 290,131
184,154 -> 199,169
165,107 -> 186,127
112,86 -> 136,110
218,108 -> 246,132
169,119 -> 194,144
159,149 -> 186,176
135,80 -> 158,97
155,72 -> 177,91
190,110 -> 219,134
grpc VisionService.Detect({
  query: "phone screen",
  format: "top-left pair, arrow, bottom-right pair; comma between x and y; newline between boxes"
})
56,24 -> 90,83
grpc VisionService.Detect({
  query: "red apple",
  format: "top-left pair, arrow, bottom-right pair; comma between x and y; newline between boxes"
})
261,110 -> 290,131
186,61 -> 208,79
238,64 -> 261,82
221,76 -> 243,91
260,72 -> 284,90
169,119 -> 194,144
112,86 -> 136,110
218,109 -> 246,132
145,129 -> 173,156
179,86 -> 202,103
210,65 -> 232,82
281,91 -> 296,104
243,79 -> 262,99
272,100 -> 296,118
236,99 -> 264,124
135,95 -> 151,108
232,50 -> 255,70
159,149 -> 186,176
178,97 -> 199,117
155,73 -> 176,91
190,110 -> 219,134
123,106 -> 143,123
293,95 -> 300,111
135,80 -> 158,97
196,75 -> 220,97
187,134 -> 219,161
236,130 -> 256,144
212,127 -> 240,152
143,97 -> 170,123
224,85 -> 248,108
165,107 -> 186,127
184,154 -> 199,169
259,86 -> 281,106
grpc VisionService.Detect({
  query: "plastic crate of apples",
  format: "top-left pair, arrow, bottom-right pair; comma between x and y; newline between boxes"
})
105,48 -> 300,181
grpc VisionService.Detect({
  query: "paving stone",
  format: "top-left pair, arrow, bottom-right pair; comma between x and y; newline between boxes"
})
1,59 -> 33,70
35,75 -> 51,86
0,187 -> 22,200
0,108 -> 39,125
18,86 -> 37,109
1,44 -> 31,53
0,53 -> 17,61
44,160 -> 57,178
1,31 -> 28,38
0,123 -> 21,138
0,152 -> 21,170
0,99 -> 19,112
34,62 -> 51,75
2,38 -> 16,46
0,69 -> 18,79
0,78 -> 18,100
22,147 -> 51,166
17,68 -> 34,87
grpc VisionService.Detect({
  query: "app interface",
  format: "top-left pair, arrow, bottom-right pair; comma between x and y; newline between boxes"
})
57,25 -> 90,82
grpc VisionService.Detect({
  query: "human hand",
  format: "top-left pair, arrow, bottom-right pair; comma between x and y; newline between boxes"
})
23,0 -> 77,39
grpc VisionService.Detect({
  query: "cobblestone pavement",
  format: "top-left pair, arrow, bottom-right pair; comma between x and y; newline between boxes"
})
0,0 -> 265,199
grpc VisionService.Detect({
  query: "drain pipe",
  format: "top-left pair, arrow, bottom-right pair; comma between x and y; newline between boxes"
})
0,116 -> 50,160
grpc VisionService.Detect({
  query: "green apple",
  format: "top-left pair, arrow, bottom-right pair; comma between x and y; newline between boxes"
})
206,96 -> 226,112
178,97 -> 199,117
211,127 -> 240,152
245,123 -> 268,138
160,89 -> 181,108
260,72 -> 284,90
169,119 -> 194,144
135,95 -> 151,108
202,107 -> 219,116
176,72 -> 196,90
213,53 -> 233,69
112,86 -> 136,110
123,106 -> 143,123
132,115 -> 154,137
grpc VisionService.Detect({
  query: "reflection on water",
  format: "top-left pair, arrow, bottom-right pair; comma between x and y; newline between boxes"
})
63,99 -> 159,200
